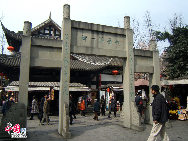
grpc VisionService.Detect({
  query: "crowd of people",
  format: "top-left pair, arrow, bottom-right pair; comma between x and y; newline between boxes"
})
0,93 -> 51,126
1,84 -> 186,141
29,94 -> 51,125
69,94 -> 119,124
1,92 -> 120,126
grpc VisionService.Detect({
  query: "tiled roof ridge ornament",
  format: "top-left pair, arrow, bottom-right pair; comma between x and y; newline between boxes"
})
31,14 -> 61,33
49,11 -> 51,19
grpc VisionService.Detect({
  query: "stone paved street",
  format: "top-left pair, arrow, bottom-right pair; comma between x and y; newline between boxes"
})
14,113 -> 188,141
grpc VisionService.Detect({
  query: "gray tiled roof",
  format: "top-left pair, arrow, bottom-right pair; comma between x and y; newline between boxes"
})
71,59 -> 105,71
71,53 -> 124,67
0,53 -> 21,67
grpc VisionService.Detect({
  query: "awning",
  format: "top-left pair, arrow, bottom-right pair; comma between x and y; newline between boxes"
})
5,86 -> 90,92
5,86 -> 50,91
54,87 -> 90,91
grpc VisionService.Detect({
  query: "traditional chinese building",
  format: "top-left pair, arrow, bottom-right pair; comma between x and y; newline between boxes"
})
0,14 -> 124,115
0,15 -> 124,90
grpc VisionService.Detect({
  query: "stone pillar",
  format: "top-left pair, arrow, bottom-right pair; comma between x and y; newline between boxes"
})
121,16 -> 142,130
124,16 -> 130,29
63,4 -> 70,19
148,39 -> 161,124
58,4 -> 71,138
18,21 -> 31,128
23,21 -> 32,36
19,21 -> 31,108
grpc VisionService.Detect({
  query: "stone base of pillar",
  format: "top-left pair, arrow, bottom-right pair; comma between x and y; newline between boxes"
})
130,124 -> 145,131
130,102 -> 145,131
62,130 -> 71,139
0,103 -> 27,138
144,105 -> 151,124
120,102 -> 145,131
59,103 -> 71,139
120,104 -> 131,128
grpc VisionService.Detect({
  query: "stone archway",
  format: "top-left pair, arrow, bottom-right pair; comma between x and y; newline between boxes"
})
18,4 -> 160,138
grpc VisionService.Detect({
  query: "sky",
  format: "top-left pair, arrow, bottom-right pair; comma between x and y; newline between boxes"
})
0,0 -> 188,54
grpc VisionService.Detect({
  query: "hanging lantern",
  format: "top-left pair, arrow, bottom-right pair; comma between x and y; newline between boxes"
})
112,70 -> 119,75
7,46 -> 14,51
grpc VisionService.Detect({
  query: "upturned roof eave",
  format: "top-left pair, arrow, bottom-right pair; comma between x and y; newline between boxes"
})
1,17 -> 62,48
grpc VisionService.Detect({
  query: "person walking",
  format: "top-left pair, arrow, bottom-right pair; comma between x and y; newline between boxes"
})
111,96 -> 117,117
30,96 -> 39,120
100,95 -> 106,116
147,85 -> 169,141
93,99 -> 100,121
41,95 -> 50,125
2,95 -> 15,116
135,91 -> 144,117
108,96 -> 116,118
71,95 -> 77,119
80,98 -> 86,116
39,95 -> 45,123
69,95 -> 75,125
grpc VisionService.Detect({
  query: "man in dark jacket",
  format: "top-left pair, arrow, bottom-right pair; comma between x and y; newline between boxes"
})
93,99 -> 100,121
100,95 -> 106,116
111,96 -> 117,117
2,95 -> 15,116
69,95 -> 76,125
135,91 -> 143,116
147,85 -> 169,141
108,96 -> 117,118
69,99 -> 73,125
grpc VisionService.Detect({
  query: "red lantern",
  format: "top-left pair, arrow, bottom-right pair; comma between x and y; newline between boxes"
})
7,46 -> 14,51
112,70 -> 119,75
0,72 -> 4,76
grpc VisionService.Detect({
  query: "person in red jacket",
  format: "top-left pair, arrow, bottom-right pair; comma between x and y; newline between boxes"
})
80,98 -> 86,116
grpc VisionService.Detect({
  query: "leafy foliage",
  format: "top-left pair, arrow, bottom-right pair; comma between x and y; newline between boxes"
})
155,26 -> 188,79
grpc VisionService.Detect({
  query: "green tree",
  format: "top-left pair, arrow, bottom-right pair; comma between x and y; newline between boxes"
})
155,26 -> 188,79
